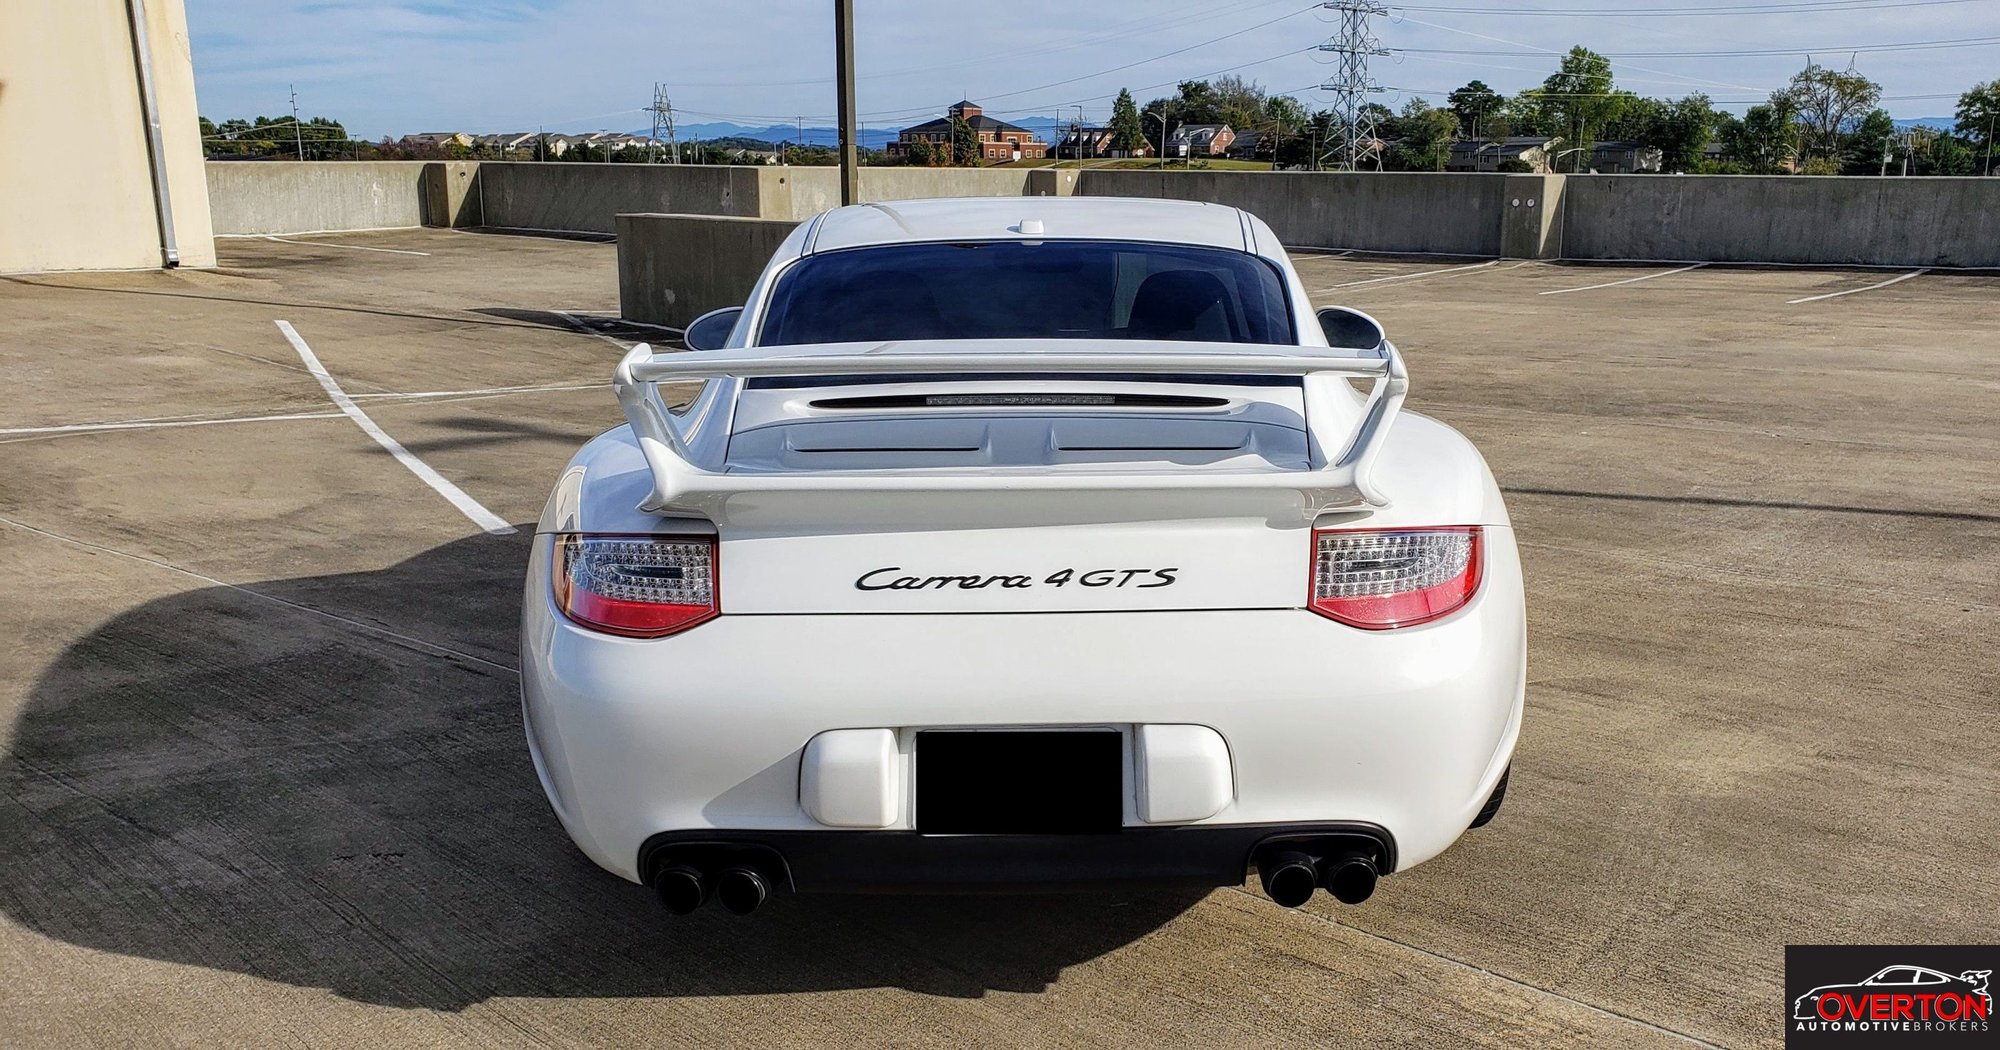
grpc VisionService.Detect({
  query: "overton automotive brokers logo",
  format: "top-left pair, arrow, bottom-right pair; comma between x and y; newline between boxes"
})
1788,946 -> 1994,1047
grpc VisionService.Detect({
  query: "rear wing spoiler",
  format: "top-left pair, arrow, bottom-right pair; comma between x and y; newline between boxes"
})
611,339 -> 1407,516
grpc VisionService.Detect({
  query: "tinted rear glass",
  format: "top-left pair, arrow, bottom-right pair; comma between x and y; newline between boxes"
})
759,240 -> 1294,346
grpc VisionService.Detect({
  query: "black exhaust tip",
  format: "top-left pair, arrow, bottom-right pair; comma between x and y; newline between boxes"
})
715,867 -> 770,915
1257,851 -> 1320,908
653,864 -> 708,915
1321,853 -> 1379,905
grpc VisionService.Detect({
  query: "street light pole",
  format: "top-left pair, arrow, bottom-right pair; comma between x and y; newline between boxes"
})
834,0 -> 859,206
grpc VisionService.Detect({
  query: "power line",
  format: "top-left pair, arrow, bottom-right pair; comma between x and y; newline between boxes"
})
1401,34 -> 2000,58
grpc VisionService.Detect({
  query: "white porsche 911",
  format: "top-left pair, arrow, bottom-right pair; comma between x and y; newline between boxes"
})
521,197 -> 1523,916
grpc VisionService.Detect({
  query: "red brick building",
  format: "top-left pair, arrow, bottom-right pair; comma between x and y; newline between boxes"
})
888,101 -> 1047,162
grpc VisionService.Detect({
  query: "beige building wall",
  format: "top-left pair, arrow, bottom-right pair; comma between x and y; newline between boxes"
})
0,0 -> 216,273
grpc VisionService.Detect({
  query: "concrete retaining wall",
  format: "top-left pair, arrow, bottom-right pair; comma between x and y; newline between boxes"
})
478,163 -> 767,234
1077,170 -> 1513,256
206,161 -> 434,235
617,213 -> 800,328
1561,175 -> 2000,267
205,162 -> 2000,268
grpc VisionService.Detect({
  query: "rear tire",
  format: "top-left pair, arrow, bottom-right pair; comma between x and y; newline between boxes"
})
1469,766 -> 1509,829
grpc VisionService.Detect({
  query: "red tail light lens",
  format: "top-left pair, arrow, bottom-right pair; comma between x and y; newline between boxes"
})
553,534 -> 719,637
1309,526 -> 1483,630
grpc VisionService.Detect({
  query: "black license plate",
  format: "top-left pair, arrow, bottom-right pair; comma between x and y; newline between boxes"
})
916,730 -> 1123,834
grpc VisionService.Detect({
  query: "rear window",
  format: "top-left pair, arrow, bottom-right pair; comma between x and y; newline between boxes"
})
758,240 -> 1294,346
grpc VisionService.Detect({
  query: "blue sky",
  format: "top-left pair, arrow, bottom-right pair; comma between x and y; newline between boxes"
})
186,0 -> 2000,138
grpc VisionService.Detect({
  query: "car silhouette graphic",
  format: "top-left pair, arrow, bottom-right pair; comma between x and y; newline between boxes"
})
1793,965 -> 1993,1021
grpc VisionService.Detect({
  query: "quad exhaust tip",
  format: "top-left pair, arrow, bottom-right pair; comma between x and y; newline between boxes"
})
654,864 -> 708,915
1258,851 -> 1321,908
715,867 -> 770,915
1255,845 -> 1380,908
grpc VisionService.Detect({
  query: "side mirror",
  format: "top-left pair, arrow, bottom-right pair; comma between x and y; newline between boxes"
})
684,306 -> 743,352
1316,306 -> 1386,351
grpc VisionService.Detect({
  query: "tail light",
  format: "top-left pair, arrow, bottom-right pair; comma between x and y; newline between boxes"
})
553,534 -> 719,637
1309,526 -> 1482,630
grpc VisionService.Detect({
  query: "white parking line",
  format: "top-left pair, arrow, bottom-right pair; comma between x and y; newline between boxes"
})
1315,259 -> 1499,290
349,381 -> 601,400
1539,263 -> 1706,296
261,235 -> 430,256
1787,268 -> 1929,304
0,410 -> 345,438
275,320 -> 515,536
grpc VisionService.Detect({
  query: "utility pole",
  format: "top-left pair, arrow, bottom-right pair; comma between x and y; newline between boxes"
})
1316,1 -> 1388,171
290,84 -> 304,161
834,0 -> 859,205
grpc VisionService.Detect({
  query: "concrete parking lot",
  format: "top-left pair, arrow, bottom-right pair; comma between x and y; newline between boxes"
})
1,228 -> 1995,1049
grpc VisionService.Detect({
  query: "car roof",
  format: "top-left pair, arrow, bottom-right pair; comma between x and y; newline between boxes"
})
804,196 -> 1251,254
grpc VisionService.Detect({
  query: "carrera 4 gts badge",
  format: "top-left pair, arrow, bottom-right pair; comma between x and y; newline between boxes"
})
855,567 -> 1180,591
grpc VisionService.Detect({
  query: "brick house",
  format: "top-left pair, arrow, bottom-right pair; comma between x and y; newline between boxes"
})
1167,124 -> 1235,157
889,101 -> 1047,162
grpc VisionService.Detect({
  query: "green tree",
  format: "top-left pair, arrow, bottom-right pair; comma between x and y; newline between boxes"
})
1260,94 -> 1310,162
1535,46 -> 1632,170
1841,108 -> 1896,174
1954,79 -> 2000,174
1723,101 -> 1799,173
1385,99 -> 1458,171
1919,132 -> 1977,175
1781,63 -> 1881,160
1619,93 -> 1717,173
1210,74 -> 1267,130
1448,80 -> 1502,139
1110,89 -> 1146,155
950,114 -> 982,166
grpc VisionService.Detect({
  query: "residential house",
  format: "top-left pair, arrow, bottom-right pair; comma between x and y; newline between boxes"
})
1167,124 -> 1234,157
888,101 -> 1047,162
399,131 -> 472,150
473,132 -> 538,156
1054,125 -> 1151,159
1589,141 -> 1664,174
1225,130 -> 1263,161
1447,137 -> 1554,173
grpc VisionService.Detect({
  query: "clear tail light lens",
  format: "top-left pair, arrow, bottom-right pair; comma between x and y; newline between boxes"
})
553,534 -> 719,637
1310,527 -> 1483,630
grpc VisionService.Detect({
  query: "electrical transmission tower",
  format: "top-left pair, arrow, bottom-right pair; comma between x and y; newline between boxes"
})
1316,0 -> 1388,171
648,84 -> 679,164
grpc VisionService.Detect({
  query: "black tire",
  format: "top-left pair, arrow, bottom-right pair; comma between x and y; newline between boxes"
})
1469,766 -> 1509,829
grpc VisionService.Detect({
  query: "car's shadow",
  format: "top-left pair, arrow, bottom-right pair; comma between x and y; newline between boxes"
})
0,533 -> 1203,1010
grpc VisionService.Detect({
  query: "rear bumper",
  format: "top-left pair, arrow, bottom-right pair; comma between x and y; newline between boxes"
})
640,823 -> 1396,894
522,527 -> 1525,885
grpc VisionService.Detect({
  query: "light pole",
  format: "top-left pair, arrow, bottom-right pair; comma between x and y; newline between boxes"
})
834,0 -> 858,205
1147,112 -> 1169,168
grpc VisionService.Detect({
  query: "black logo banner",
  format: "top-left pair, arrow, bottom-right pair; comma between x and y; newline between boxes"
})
1787,945 -> 1995,1047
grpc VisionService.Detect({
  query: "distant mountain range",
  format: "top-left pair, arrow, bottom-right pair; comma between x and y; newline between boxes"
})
1893,117 -> 1957,132
659,117 -> 1072,149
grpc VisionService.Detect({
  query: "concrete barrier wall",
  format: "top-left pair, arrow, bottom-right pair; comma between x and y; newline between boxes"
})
1077,170 -> 1511,256
617,213 -> 800,328
762,167 -> 1047,220
205,162 -> 2000,268
1562,175 -> 2000,267
478,163 -> 766,233
206,161 -> 434,235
